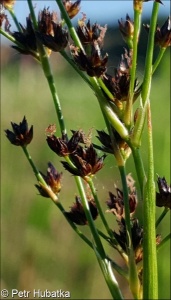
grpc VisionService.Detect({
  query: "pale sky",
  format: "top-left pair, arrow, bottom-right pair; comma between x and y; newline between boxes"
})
1,0 -> 170,44
9,0 -> 171,26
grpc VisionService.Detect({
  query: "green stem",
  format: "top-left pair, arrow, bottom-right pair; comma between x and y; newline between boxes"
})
87,178 -> 116,242
157,233 -> 171,252
22,146 -> 47,185
97,77 -> 121,116
130,146 -> 146,197
119,166 -> 140,299
27,0 -> 38,29
89,77 -> 129,140
155,207 -> 170,228
97,77 -> 114,101
74,176 -> 123,299
141,2 -> 160,106
152,47 -> 166,74
8,8 -> 21,32
75,176 -> 106,258
26,0 -> 67,136
124,8 -> 141,127
55,0 -> 83,50
143,102 -> 158,299
131,2 -> 160,147
95,253 -> 124,300
0,28 -> 17,43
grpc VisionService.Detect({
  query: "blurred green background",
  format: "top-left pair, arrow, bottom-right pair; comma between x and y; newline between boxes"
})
1,14 -> 170,300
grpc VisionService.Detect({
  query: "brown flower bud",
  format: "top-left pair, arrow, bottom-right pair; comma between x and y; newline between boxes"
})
70,43 -> 108,77
156,176 -> 171,209
65,196 -> 98,225
61,144 -> 106,180
62,0 -> 81,19
5,116 -> 33,147
35,163 -> 62,198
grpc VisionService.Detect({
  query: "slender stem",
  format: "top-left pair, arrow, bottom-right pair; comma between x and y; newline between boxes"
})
97,77 -> 114,101
87,178 -> 116,241
152,47 -> 166,74
74,175 -> 124,299
141,2 -> 160,107
156,207 -> 170,228
22,146 -> 47,186
55,0 -> 83,50
26,0 -> 67,136
27,0 -> 38,29
119,166 -> 140,299
130,146 -> 146,197
0,28 -> 17,42
8,8 -> 21,32
124,8 -> 141,127
89,77 -> 129,140
74,176 -> 106,258
95,254 -> 124,300
143,101 -> 158,299
157,233 -> 171,252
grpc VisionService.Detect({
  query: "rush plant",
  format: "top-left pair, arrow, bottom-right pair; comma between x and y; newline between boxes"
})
1,0 -> 170,299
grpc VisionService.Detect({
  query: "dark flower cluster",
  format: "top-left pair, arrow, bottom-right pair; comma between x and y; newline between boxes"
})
156,176 -> 171,209
46,130 -> 106,180
94,129 -> 131,160
35,162 -> 62,198
76,13 -> 107,47
62,0 -> 81,19
12,17 -> 38,58
70,12 -> 108,77
118,14 -> 134,47
70,44 -> 108,78
36,8 -> 68,52
102,49 -> 139,105
11,7 -> 69,58
106,174 -> 137,219
144,17 -> 171,48
65,196 -> 98,225
106,174 -> 162,264
5,116 -> 33,147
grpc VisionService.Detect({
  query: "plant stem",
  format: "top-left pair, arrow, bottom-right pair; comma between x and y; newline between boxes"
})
152,47 -> 166,74
27,0 -> 38,29
8,8 -> 21,32
157,233 -> 171,252
75,176 -> 106,258
143,101 -> 158,299
26,0 -> 67,136
97,77 -> 114,101
119,166 -> 140,299
87,178 -> 116,241
55,0 -> 83,50
22,146 -> 47,185
155,207 -> 170,228
130,146 -> 146,197
0,28 -> 16,42
75,175 -> 124,299
141,2 -> 160,107
124,8 -> 141,127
